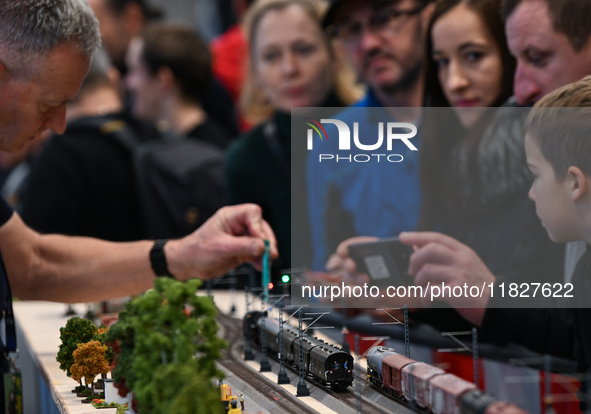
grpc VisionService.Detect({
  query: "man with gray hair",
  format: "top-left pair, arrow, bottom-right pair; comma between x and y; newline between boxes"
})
0,0 -> 100,150
0,0 -> 277,376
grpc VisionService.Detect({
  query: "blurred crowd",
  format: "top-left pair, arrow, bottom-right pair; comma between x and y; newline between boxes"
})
4,0 -> 591,347
4,0 -> 591,281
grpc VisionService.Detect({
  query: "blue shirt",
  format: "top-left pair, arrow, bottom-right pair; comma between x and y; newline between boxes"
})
305,90 -> 422,269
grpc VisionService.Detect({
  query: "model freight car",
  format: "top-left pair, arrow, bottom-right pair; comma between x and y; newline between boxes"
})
366,346 -> 529,414
403,361 -> 445,408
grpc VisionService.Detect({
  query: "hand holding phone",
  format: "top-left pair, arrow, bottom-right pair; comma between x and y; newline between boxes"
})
348,237 -> 414,287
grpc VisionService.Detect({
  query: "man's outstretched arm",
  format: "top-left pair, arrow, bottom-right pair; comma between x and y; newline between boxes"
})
0,204 -> 277,303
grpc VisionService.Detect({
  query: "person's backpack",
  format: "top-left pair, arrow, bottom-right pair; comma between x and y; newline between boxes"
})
67,115 -> 226,239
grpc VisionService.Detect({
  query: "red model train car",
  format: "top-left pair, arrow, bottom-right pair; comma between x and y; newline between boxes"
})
430,373 -> 477,414
402,361 -> 445,408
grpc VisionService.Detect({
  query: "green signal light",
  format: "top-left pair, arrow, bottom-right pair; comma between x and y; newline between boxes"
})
281,274 -> 290,283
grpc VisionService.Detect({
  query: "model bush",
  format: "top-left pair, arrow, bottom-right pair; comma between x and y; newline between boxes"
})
106,278 -> 226,414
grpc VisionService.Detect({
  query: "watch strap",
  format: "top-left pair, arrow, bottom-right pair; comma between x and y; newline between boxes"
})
150,239 -> 175,278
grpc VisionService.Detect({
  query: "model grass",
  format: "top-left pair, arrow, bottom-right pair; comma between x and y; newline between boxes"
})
91,399 -> 128,410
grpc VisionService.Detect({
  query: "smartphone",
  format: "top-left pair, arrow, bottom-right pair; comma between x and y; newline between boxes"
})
348,237 -> 414,287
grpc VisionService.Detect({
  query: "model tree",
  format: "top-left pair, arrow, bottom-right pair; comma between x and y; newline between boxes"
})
93,325 -> 114,388
149,359 -> 223,414
56,317 -> 98,390
70,340 -> 111,399
94,326 -> 114,363
106,278 -> 226,414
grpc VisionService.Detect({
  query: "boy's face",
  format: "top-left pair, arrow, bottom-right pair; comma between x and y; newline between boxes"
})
525,133 -> 579,243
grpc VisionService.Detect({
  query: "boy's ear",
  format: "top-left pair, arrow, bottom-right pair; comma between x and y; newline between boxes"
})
568,166 -> 589,201
157,67 -> 175,93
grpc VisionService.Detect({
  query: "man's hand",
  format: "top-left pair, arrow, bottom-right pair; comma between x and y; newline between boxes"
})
166,204 -> 278,281
321,236 -> 422,308
326,236 -> 380,275
398,231 -> 494,326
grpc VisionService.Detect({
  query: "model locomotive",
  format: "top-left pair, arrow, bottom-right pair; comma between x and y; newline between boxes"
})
366,346 -> 528,414
244,311 -> 354,390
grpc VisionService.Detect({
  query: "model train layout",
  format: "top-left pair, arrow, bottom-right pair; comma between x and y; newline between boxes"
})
244,311 -> 529,414
244,311 -> 354,390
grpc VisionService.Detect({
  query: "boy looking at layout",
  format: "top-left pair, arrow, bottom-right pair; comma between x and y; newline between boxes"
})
524,75 -> 591,378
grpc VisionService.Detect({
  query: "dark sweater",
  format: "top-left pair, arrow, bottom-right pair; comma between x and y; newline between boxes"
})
226,93 -> 344,281
570,246 -> 591,374
0,197 -> 14,373
481,247 -> 591,384
226,111 -> 294,280
19,113 -> 156,241
187,117 -> 233,150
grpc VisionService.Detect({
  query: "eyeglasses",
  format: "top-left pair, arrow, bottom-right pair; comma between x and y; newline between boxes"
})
328,4 -> 427,45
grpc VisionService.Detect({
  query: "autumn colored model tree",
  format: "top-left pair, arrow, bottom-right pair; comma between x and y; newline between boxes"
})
56,317 -> 97,390
70,340 -> 111,399
93,325 -> 114,388
106,278 -> 226,414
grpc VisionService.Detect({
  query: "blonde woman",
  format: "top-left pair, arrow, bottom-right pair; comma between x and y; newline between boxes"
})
226,0 -> 360,281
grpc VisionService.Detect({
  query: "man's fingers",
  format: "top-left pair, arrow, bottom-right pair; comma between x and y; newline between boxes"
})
408,241 -> 455,276
336,236 -> 379,258
218,234 -> 267,263
325,253 -> 344,272
413,263 -> 456,287
220,204 -> 278,259
343,257 -> 358,274
305,270 -> 342,284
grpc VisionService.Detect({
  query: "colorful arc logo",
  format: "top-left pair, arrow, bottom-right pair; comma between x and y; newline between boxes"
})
303,117 -> 328,141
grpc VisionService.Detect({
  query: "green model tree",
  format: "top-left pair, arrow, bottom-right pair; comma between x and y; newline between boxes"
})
56,317 -> 98,390
106,278 -> 226,414
70,340 -> 111,399
94,326 -> 115,365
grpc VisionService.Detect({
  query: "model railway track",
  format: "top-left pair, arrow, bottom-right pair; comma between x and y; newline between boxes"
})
217,313 -> 319,414
217,313 -> 407,414
326,384 -> 396,414
354,367 -> 429,414
300,364 -> 395,414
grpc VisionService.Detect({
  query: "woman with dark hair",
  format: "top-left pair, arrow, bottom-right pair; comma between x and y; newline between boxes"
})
417,0 -> 562,282
423,0 -> 514,111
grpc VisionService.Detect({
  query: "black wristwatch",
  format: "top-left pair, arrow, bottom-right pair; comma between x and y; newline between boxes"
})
150,239 -> 175,278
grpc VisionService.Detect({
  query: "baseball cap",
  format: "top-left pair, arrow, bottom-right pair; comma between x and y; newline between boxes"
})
322,0 -> 394,28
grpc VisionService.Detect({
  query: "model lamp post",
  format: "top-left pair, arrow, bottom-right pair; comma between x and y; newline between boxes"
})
373,305 -> 411,358
277,302 -> 290,384
296,309 -> 310,397
439,329 -> 480,388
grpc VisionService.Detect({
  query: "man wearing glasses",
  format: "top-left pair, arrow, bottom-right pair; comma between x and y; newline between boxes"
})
325,0 -> 433,107
306,0 -> 434,270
